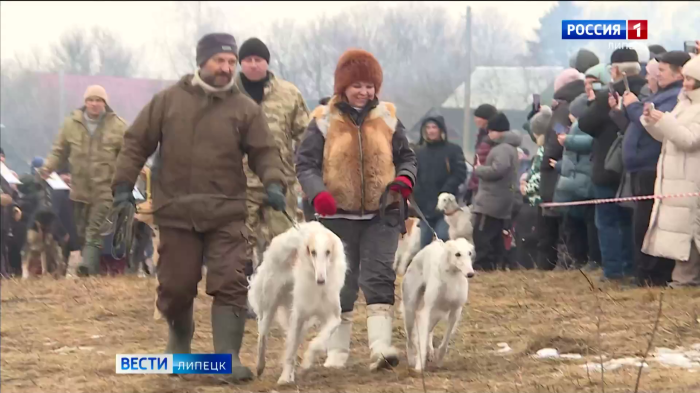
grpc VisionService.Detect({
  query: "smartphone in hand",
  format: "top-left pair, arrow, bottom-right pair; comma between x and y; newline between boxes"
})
684,40 -> 699,54
532,94 -> 541,112
553,122 -> 570,135
622,72 -> 630,92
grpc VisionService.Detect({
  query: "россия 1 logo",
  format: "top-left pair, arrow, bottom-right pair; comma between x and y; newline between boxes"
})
562,20 -> 647,40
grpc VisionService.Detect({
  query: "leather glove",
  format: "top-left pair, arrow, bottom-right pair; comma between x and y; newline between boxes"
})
113,183 -> 136,208
265,183 -> 286,212
313,191 -> 337,216
389,176 -> 413,199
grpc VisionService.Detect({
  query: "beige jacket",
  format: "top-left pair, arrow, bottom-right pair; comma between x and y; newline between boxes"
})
641,87 -> 700,261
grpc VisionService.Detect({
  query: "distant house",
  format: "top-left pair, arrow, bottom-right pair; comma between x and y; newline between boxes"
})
408,66 -> 563,162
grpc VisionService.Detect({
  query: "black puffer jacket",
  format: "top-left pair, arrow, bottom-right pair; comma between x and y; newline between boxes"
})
413,115 -> 468,220
578,74 -> 646,188
539,79 -> 586,203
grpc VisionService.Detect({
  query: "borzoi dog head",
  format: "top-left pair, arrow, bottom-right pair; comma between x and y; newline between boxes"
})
436,193 -> 459,213
443,238 -> 475,278
302,228 -> 339,285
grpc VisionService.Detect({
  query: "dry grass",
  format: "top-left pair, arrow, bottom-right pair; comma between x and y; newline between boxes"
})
2,270 -> 700,393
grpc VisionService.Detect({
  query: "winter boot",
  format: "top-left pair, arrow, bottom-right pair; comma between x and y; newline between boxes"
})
366,304 -> 399,371
164,305 -> 195,354
324,311 -> 353,368
76,244 -> 101,277
211,304 -> 254,383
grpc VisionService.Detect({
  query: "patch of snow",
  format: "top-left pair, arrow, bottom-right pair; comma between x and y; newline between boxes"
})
78,346 -> 94,351
534,348 -> 560,359
691,343 -> 700,351
53,346 -> 77,353
581,357 -> 649,372
495,342 -> 512,353
91,335 -> 103,339
560,353 -> 583,360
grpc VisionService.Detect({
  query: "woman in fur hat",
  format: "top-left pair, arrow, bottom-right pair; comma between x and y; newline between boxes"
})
296,49 -> 417,371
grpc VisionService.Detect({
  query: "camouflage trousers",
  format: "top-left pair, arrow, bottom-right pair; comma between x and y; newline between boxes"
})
22,229 -> 66,277
245,183 -> 298,268
73,200 -> 112,248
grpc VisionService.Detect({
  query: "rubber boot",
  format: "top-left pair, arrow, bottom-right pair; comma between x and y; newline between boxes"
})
211,304 -> 254,383
324,311 -> 353,368
76,244 -> 101,277
165,305 -> 194,354
366,304 -> 399,371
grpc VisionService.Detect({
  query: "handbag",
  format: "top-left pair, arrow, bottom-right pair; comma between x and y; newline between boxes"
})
604,131 -> 625,175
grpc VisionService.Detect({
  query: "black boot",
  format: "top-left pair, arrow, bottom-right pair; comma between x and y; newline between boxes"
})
77,244 -> 101,277
211,304 -> 254,382
165,305 -> 194,354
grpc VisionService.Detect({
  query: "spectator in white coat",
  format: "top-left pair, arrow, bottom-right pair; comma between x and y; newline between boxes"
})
640,55 -> 700,287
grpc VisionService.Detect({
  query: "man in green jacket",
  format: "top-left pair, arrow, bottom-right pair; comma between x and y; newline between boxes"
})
41,85 -> 127,276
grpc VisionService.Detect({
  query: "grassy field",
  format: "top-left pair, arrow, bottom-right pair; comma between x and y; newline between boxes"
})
1,270 -> 699,393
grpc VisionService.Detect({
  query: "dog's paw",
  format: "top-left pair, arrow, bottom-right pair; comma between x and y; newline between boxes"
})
277,372 -> 295,385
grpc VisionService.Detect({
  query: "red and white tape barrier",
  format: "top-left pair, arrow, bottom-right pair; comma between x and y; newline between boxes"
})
539,192 -> 700,208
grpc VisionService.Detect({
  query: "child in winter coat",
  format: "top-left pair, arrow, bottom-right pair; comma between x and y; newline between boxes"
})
472,112 -> 521,271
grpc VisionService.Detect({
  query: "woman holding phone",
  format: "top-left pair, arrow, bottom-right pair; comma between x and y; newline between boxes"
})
640,54 -> 700,287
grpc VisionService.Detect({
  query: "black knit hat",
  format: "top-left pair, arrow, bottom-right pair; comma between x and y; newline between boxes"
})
196,33 -> 238,67
238,37 -> 270,64
610,48 -> 638,64
659,51 -> 691,68
474,104 -> 498,120
487,111 -> 510,132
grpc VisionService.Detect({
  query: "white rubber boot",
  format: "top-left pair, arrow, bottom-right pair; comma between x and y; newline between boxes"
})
324,311 -> 353,368
367,304 -> 399,371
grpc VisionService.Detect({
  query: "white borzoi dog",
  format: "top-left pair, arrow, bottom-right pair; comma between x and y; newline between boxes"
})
248,221 -> 347,385
401,238 -> 475,371
436,193 -> 473,242
393,217 -> 421,275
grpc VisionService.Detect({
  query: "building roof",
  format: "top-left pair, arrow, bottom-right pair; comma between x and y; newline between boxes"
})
441,66 -> 563,111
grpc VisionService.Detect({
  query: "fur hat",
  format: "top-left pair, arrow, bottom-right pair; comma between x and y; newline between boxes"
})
487,112 -> 510,132
648,44 -> 667,60
611,48 -> 638,64
554,68 -> 584,93
569,49 -> 600,73
84,85 -> 108,105
474,103 -> 498,120
529,106 -> 552,137
334,49 -> 383,95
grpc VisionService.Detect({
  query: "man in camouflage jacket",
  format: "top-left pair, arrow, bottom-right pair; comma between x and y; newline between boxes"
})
41,85 -> 127,276
234,38 -> 310,265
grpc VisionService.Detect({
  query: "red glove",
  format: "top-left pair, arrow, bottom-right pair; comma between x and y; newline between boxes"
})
313,191 -> 337,216
389,176 -> 413,199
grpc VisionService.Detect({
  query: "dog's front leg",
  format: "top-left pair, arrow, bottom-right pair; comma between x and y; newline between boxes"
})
415,308 -> 431,372
278,312 -> 305,385
436,306 -> 463,367
301,311 -> 340,371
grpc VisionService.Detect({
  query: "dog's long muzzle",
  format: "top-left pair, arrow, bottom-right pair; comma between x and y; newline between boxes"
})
315,264 -> 327,285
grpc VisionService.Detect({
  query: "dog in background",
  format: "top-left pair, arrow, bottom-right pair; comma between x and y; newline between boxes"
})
22,209 -> 66,279
249,221 -> 347,385
394,217 -> 421,275
436,193 -> 473,242
401,238 -> 475,371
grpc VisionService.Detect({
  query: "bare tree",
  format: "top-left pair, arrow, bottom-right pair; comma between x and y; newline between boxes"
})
92,27 -> 139,77
167,1 -> 230,76
52,28 -> 93,75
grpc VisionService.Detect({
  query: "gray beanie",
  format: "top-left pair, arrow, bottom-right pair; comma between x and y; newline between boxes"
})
569,94 -> 589,119
530,106 -> 553,137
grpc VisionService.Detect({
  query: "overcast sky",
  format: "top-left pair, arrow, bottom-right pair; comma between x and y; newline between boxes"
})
0,1 -> 685,79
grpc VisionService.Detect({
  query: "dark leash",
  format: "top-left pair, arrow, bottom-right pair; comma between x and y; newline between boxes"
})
101,202 -> 136,261
379,180 -> 437,240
